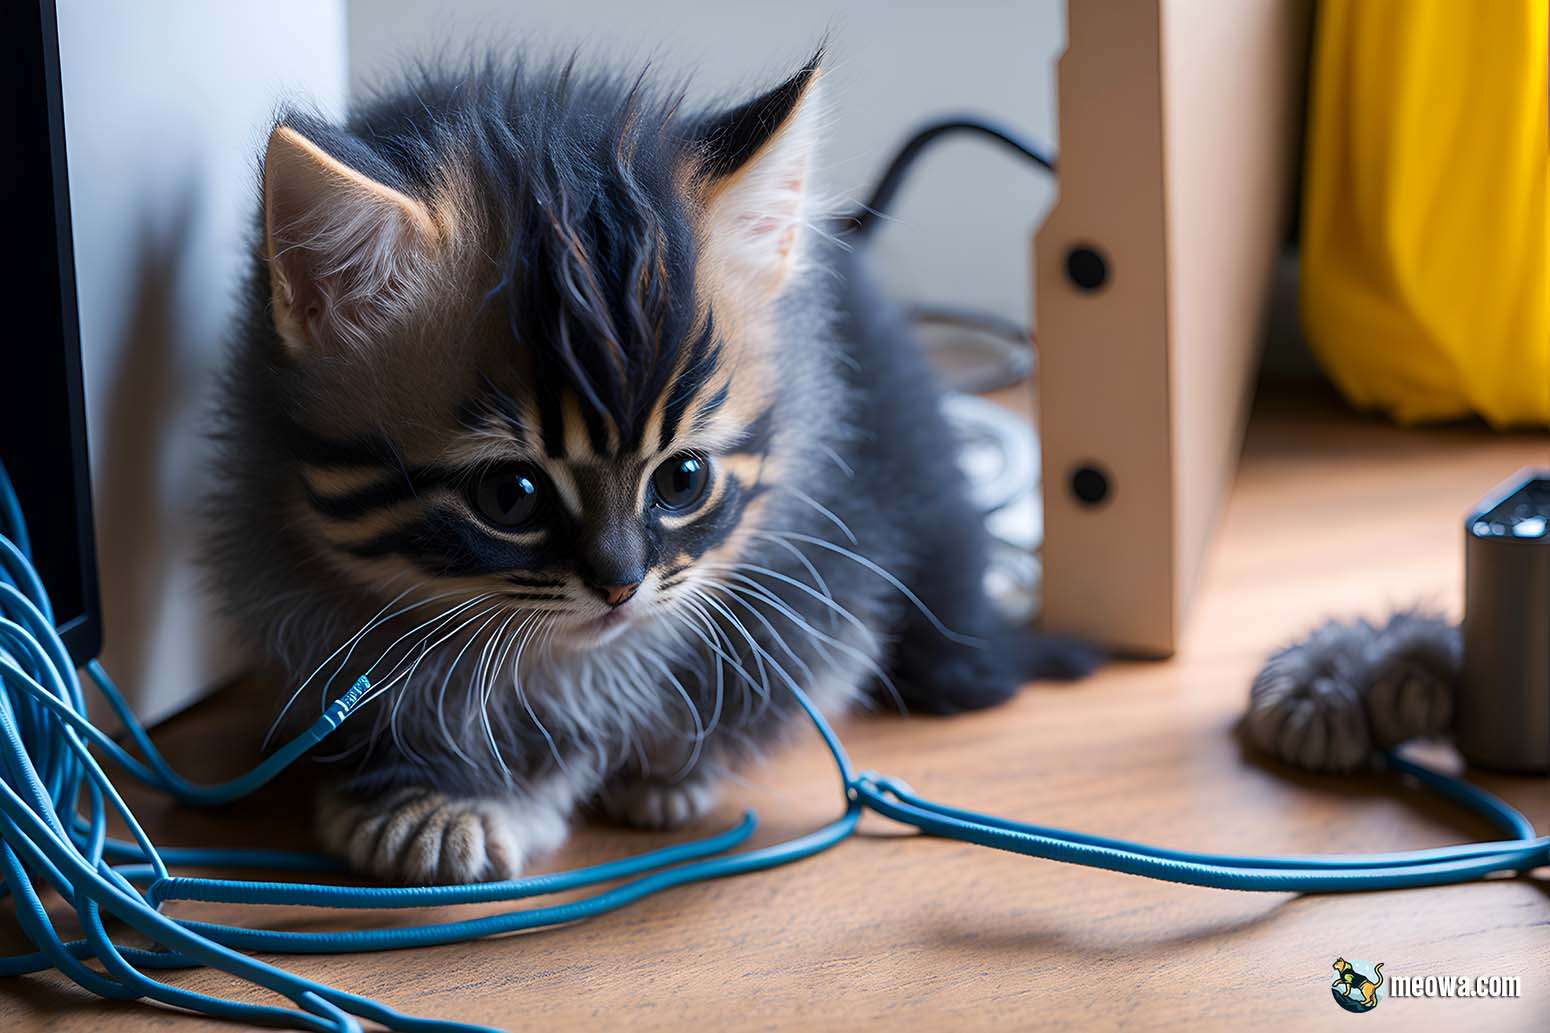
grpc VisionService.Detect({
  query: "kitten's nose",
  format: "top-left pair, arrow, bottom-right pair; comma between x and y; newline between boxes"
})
593,582 -> 640,608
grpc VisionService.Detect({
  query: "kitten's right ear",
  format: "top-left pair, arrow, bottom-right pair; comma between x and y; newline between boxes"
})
689,51 -> 824,301
262,124 -> 442,354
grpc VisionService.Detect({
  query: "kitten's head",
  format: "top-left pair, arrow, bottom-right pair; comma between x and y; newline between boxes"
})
249,53 -> 830,652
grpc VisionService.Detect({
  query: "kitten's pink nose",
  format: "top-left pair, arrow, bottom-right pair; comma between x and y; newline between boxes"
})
595,582 -> 640,608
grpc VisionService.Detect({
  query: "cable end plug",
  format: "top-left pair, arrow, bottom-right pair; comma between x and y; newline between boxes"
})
320,675 -> 372,730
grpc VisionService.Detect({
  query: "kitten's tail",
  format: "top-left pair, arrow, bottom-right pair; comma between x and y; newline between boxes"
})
884,622 -> 1102,715
1000,627 -> 1105,683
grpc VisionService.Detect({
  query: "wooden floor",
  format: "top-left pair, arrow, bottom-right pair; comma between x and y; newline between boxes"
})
3,387 -> 1548,1031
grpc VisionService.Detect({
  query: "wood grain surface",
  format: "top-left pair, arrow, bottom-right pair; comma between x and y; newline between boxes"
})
2,386 -> 1547,1031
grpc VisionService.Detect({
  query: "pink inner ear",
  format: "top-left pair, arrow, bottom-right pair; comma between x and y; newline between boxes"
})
270,242 -> 321,327
741,214 -> 786,237
732,172 -> 807,241
774,226 -> 798,261
269,221 -> 361,352
268,193 -> 438,352
262,126 -> 442,351
699,84 -> 820,292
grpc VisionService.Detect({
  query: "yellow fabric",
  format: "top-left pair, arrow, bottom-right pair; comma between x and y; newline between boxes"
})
1300,0 -> 1549,426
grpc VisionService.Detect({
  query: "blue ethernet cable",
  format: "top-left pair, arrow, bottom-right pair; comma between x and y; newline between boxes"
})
0,460 -> 1544,1031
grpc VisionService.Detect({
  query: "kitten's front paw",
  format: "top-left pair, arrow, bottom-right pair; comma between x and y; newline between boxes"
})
316,786 -> 569,884
599,776 -> 720,830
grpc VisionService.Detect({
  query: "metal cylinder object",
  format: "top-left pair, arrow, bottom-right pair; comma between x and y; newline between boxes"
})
1459,469 -> 1550,772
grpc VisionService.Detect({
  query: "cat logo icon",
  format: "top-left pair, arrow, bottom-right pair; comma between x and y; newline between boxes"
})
1331,957 -> 1386,1013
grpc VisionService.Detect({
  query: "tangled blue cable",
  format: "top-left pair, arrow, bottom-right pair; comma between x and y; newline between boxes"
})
0,460 -> 1545,1030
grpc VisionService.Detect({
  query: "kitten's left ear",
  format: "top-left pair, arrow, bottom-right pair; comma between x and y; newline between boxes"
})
691,52 -> 824,299
262,123 -> 445,355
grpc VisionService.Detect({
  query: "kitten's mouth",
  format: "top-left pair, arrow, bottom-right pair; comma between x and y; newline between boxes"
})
557,603 -> 639,648
587,608 -> 632,632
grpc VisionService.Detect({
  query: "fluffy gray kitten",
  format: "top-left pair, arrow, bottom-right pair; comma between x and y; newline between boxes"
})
209,50 -> 1093,884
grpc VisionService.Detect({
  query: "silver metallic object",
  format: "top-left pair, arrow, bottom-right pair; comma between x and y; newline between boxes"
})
1459,469 -> 1550,772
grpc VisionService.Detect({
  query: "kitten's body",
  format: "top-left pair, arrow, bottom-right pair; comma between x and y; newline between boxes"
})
210,52 -> 1091,883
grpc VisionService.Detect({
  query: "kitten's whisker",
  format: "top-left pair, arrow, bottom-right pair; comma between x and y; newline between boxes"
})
639,650 -> 705,779
348,595 -> 497,714
783,487 -> 858,545
675,598 -> 758,714
510,611 -> 567,774
697,586 -> 806,720
433,602 -> 509,767
704,559 -> 866,640
689,601 -> 750,739
354,596 -> 500,744
385,597 -> 505,764
347,664 -> 415,714
703,560 -> 894,700
762,530 -> 982,646
711,573 -> 904,715
685,586 -> 770,705
338,592 -> 496,731
265,579 -> 425,747
681,584 -> 757,725
472,609 -> 524,779
368,593 -> 497,686
697,573 -> 806,713
702,583 -> 814,685
752,534 -> 838,622
353,602 -> 475,714
489,608 -> 550,773
491,610 -> 547,779
272,583 -> 479,745
817,443 -> 855,480
660,598 -> 727,739
713,573 -> 851,655
387,653 -> 430,767
803,217 -> 855,254
708,571 -> 879,718
534,614 -> 591,755
534,609 -> 563,664
710,572 -> 841,672
691,611 -> 727,740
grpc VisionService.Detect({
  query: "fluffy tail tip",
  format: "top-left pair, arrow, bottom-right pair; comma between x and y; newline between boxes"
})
1008,631 -> 1105,682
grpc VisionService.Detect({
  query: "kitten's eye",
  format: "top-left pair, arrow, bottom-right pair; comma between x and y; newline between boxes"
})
651,453 -> 710,511
470,464 -> 544,529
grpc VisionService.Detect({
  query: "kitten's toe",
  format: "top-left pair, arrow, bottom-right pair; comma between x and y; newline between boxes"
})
396,798 -> 522,884
316,787 -> 568,884
599,776 -> 720,830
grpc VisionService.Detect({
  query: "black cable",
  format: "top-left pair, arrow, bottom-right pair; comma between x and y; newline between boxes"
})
839,115 -> 1057,240
839,115 -> 1057,393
